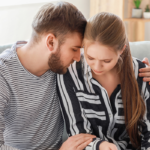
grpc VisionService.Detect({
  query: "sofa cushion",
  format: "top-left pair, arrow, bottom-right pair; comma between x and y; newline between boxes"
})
0,44 -> 12,53
129,41 -> 150,60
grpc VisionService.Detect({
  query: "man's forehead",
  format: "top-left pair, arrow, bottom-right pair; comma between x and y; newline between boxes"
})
65,32 -> 82,40
64,33 -> 83,46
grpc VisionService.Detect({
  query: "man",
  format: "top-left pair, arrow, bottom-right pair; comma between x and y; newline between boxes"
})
0,1 -> 150,150
0,2 -> 96,150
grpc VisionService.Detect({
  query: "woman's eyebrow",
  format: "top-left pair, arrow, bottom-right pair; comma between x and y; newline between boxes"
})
87,54 -> 112,61
87,55 -> 95,59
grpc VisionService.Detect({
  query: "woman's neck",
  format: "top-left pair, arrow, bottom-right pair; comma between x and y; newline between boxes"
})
92,68 -> 120,98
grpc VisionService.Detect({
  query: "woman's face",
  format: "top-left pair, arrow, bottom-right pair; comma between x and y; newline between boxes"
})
85,42 -> 123,76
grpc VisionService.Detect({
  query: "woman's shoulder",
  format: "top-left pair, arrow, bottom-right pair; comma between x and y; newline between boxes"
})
65,52 -> 86,76
57,53 -> 86,80
132,57 -> 146,83
132,57 -> 146,70
57,53 -> 86,91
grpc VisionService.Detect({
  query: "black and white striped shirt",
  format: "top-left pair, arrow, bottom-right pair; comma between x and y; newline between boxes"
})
0,41 -> 64,150
57,54 -> 150,150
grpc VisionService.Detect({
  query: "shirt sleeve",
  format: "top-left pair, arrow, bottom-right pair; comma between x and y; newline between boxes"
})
57,73 -> 105,150
141,80 -> 150,149
0,74 -> 10,147
135,59 -> 150,149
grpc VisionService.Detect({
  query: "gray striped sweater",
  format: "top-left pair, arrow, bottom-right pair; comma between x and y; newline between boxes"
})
0,41 -> 63,150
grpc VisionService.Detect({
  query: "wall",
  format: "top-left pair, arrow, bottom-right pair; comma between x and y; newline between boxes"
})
90,0 -> 150,41
0,0 -> 90,45
90,0 -> 123,19
124,0 -> 150,41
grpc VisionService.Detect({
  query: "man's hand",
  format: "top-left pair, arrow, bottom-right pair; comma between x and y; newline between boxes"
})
139,57 -> 150,85
99,141 -> 118,150
59,134 -> 96,150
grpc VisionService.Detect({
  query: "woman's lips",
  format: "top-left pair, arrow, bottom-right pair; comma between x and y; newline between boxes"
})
93,70 -> 103,73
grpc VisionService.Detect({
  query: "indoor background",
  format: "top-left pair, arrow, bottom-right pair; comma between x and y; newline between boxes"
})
0,0 -> 150,45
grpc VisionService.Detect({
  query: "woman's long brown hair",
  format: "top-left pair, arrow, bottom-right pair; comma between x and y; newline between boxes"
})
84,12 -> 146,148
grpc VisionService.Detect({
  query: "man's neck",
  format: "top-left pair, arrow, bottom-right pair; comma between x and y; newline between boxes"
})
16,41 -> 50,77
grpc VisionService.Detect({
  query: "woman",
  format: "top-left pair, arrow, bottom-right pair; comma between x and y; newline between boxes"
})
57,12 -> 150,150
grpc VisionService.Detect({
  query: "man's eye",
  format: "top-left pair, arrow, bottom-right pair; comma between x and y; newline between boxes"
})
72,49 -> 77,52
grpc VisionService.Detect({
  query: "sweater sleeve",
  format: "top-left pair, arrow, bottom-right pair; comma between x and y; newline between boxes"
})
57,72 -> 105,150
0,74 -> 10,147
141,80 -> 150,149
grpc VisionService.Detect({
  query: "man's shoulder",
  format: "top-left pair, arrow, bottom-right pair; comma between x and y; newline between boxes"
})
0,45 -> 16,67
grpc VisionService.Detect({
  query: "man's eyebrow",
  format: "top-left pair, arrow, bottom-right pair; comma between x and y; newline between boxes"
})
73,46 -> 82,48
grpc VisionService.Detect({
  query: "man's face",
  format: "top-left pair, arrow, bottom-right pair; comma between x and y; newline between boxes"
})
48,32 -> 83,74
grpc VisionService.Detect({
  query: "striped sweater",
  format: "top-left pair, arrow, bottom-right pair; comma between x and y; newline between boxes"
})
57,54 -> 150,150
0,41 -> 63,150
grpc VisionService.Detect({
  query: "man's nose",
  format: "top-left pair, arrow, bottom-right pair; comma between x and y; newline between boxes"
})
73,50 -> 81,62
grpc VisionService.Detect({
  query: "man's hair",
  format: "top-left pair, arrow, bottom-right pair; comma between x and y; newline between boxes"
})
32,1 -> 87,43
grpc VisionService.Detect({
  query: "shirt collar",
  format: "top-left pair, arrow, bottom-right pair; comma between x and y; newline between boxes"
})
82,53 -> 93,82
82,53 -> 91,75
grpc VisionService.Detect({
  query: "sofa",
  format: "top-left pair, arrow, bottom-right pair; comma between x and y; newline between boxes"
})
0,41 -> 150,60
0,41 -> 150,143
129,41 -> 150,60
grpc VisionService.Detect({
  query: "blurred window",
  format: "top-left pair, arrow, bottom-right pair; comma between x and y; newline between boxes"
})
0,0 -> 57,6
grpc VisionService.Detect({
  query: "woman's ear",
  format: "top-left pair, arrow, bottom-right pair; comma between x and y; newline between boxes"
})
45,33 -> 56,52
120,44 -> 126,55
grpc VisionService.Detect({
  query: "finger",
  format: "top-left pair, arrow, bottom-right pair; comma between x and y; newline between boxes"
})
139,72 -> 150,77
109,144 -> 118,150
78,133 -> 96,138
76,136 -> 94,145
75,135 -> 95,143
73,134 -> 96,140
110,147 -> 117,150
143,77 -> 150,82
77,138 -> 92,150
142,57 -> 150,66
112,146 -> 118,150
111,146 -> 118,150
75,135 -> 96,141
139,67 -> 150,73
149,82 -> 150,85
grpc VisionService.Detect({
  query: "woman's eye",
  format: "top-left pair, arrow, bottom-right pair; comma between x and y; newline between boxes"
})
104,60 -> 111,63
88,57 -> 94,60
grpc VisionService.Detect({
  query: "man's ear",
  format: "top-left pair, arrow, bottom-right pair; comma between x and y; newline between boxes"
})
46,33 -> 56,52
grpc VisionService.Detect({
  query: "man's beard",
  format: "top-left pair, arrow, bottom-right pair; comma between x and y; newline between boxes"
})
48,48 -> 67,74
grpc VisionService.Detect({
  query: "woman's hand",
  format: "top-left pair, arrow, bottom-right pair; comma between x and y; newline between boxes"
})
99,141 -> 118,150
139,57 -> 150,85
60,133 -> 96,150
